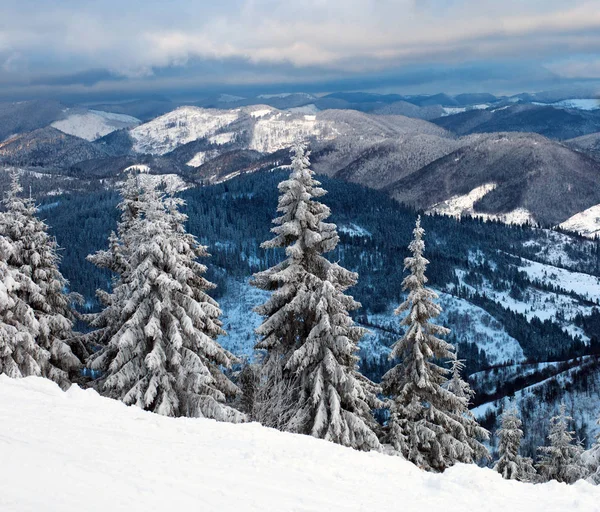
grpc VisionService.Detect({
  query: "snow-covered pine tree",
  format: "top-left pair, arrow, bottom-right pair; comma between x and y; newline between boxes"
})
0,235 -> 45,378
251,144 -> 381,451
382,216 -> 488,471
82,167 -> 149,349
0,172 -> 80,388
88,173 -> 244,421
536,402 -> 584,484
446,357 -> 474,403
445,356 -> 490,460
494,404 -> 536,481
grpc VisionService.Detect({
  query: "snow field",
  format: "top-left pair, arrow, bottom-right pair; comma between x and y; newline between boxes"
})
428,183 -> 536,226
51,110 -> 140,141
1,376 -> 599,512
130,106 -> 239,155
560,204 -> 600,239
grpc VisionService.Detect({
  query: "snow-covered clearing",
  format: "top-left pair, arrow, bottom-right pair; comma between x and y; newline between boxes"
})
249,113 -> 335,153
286,104 -> 320,114
560,204 -> 600,239
428,184 -> 536,225
186,149 -> 220,168
1,376 -> 598,512
51,110 -> 140,141
429,183 -> 497,217
518,257 -> 600,301
338,223 -> 372,238
209,132 -> 236,145
130,107 -> 239,155
521,229 -> 594,270
442,107 -> 468,115
456,268 -> 591,342
249,108 -> 275,118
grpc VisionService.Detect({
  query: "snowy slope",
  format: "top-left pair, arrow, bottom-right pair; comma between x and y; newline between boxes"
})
1,376 -> 598,512
428,183 -> 536,225
518,256 -> 600,301
560,204 -> 600,238
456,267 -> 592,342
534,99 -> 600,111
51,109 -> 140,141
130,106 -> 240,155
249,111 -> 334,153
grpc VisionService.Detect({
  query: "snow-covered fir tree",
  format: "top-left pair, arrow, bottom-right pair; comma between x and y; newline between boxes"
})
382,216 -> 488,471
88,171 -> 244,421
0,235 -> 44,378
445,357 -> 474,403
536,402 -> 584,484
82,167 -> 149,349
251,144 -> 381,451
494,404 -> 536,481
0,172 -> 80,388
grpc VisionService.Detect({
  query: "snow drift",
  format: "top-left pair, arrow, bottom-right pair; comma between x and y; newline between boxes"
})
1,377 -> 599,511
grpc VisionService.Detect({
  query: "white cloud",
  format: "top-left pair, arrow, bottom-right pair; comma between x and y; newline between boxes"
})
0,0 -> 600,86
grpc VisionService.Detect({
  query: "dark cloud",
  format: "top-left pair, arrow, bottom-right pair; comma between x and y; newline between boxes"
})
29,69 -> 125,87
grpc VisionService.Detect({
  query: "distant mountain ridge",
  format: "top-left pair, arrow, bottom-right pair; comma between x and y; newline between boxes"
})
3,96 -> 600,234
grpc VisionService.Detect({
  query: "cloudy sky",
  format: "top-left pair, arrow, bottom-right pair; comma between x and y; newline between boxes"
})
1,0 -> 599,100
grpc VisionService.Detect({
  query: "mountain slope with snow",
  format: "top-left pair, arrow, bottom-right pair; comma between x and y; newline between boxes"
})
1,376 -> 598,512
386,132 -> 600,226
51,110 -> 140,141
560,204 -> 600,238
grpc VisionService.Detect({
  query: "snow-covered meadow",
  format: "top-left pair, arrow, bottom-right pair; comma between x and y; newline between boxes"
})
1,376 -> 599,512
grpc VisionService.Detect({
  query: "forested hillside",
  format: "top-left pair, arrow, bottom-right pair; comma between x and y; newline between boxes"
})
38,170 -> 600,454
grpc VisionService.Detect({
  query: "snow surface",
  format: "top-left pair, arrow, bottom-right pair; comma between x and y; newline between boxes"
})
250,108 -> 275,118
116,166 -> 189,193
186,151 -> 208,167
428,184 -> 536,225
51,109 -> 140,141
456,265 -> 593,343
534,99 -> 600,111
249,112 -> 334,153
257,92 -> 316,99
519,257 -> 600,301
429,183 -> 497,217
1,375 -> 598,512
208,132 -> 236,145
130,106 -> 240,155
441,104 -> 490,116
442,107 -> 468,116
186,149 -> 219,168
560,204 -> 600,238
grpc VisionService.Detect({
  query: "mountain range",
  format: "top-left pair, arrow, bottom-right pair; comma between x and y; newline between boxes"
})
1,93 -> 600,234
